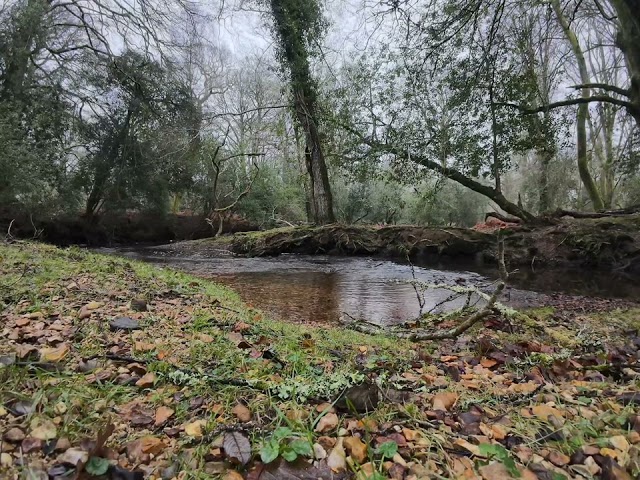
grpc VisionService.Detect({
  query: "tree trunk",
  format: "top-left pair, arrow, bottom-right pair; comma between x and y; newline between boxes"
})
552,0 -> 605,211
379,144 -> 535,221
609,0 -> 640,126
301,117 -> 335,225
268,0 -> 335,225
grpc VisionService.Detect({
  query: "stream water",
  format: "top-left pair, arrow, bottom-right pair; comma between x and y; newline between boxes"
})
98,247 -> 640,326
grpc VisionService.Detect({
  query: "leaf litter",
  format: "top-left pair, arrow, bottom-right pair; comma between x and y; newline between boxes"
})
0,243 -> 639,479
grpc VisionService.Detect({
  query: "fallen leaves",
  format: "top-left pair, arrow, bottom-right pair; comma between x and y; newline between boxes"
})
154,406 -> 174,426
232,403 -> 252,422
184,420 -> 207,438
432,391 -> 458,411
135,372 -> 156,388
327,438 -> 347,472
223,431 -> 252,465
314,412 -> 339,433
29,418 -> 57,441
343,436 -> 368,463
39,344 -> 70,362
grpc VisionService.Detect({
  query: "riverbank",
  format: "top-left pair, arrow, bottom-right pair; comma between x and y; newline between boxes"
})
161,216 -> 640,272
1,243 -> 639,479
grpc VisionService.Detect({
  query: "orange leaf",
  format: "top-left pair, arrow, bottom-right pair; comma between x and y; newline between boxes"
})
432,392 -> 458,411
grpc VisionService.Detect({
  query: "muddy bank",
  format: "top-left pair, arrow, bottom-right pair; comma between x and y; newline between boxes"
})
0,208 -> 257,246
161,215 -> 640,272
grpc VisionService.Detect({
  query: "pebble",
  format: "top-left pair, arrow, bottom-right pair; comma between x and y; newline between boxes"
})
3,427 -> 25,443
0,453 -> 12,467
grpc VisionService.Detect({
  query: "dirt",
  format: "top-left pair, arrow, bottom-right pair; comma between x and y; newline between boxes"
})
0,207 -> 257,246
160,215 -> 640,273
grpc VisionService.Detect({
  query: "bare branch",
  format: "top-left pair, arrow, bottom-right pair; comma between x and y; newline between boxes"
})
496,95 -> 633,113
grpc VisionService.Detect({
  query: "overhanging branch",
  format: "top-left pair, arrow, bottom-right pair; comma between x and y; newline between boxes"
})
496,95 -> 633,114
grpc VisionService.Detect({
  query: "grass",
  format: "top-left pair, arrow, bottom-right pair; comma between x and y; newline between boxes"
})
1,242 -> 639,479
0,242 -> 417,456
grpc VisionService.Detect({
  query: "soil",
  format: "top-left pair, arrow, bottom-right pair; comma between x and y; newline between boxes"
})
0,208 -> 257,246
160,215 -> 640,273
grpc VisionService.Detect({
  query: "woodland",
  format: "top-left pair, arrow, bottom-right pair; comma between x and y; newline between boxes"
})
1,1 -> 640,480
1,0 -> 639,238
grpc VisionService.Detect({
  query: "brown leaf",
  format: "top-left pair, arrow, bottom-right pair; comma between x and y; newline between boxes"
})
135,372 -> 156,388
223,471 -> 244,480
507,382 -> 538,394
232,404 -> 252,422
432,392 -> 458,411
140,436 -> 165,455
154,406 -> 174,426
343,436 -> 367,464
479,461 -> 518,480
134,342 -> 155,352
184,420 -> 207,438
531,405 -> 564,423
39,344 -> 70,362
314,412 -> 339,433
223,431 -> 251,465
327,438 -> 347,473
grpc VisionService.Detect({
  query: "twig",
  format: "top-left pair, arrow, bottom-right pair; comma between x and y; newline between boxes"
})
349,239 -> 509,341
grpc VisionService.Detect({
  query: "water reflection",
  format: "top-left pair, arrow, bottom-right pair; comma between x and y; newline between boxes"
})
99,249 -> 640,326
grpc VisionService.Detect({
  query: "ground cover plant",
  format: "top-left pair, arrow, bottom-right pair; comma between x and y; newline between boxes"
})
1,242 -> 639,479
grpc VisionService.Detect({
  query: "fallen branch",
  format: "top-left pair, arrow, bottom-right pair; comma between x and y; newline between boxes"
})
552,205 -> 640,219
349,240 -> 509,341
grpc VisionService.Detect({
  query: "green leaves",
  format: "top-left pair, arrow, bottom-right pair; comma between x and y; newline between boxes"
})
478,444 -> 521,478
85,456 -> 110,476
260,439 -> 281,464
375,441 -> 398,460
260,429 -> 313,464
289,439 -> 313,457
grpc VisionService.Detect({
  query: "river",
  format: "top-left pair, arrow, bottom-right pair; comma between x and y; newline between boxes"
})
96,247 -> 640,326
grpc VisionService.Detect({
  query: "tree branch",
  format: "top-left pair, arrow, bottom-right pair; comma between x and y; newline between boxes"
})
349,240 -> 509,341
496,95 -> 632,114
569,83 -> 630,97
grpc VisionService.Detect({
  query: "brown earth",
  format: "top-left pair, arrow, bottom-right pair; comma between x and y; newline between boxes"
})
160,215 -> 640,273
0,208 -> 257,246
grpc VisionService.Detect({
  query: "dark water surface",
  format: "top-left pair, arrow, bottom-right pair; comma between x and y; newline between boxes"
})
98,248 -> 640,325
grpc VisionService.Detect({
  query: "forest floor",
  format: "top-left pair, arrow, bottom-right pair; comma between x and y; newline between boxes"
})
161,216 -> 640,273
1,243 -> 640,480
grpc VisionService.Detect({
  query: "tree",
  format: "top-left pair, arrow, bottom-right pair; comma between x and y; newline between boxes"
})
76,51 -> 198,218
263,0 -> 335,224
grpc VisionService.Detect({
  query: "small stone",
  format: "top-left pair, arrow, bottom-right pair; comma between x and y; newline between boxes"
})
3,427 -> 25,443
313,443 -> 327,460
59,447 -> 89,467
130,299 -> 148,312
55,438 -> 71,452
1,453 -> 12,467
54,402 -> 67,415
21,437 -> 43,453
547,450 -> 570,467
109,317 -> 141,331
0,355 -> 16,367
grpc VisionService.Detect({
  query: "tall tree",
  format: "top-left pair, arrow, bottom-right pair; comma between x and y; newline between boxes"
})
264,0 -> 335,224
